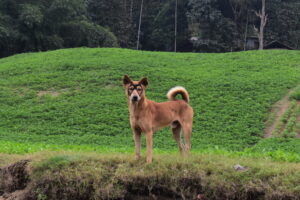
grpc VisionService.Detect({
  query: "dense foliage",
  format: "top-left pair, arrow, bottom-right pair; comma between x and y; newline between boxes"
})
0,48 -> 299,158
0,0 -> 300,57
0,0 -> 118,58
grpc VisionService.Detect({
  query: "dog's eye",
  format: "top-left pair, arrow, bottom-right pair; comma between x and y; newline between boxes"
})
137,88 -> 142,91
129,87 -> 134,90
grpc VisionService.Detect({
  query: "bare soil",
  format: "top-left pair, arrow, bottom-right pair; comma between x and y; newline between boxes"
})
264,89 -> 296,138
37,90 -> 60,97
0,160 -> 30,200
296,109 -> 300,138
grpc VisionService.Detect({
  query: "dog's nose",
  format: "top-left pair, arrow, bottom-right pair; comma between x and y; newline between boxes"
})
132,96 -> 138,102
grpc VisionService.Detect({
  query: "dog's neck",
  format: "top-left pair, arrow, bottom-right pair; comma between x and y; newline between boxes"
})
128,97 -> 147,116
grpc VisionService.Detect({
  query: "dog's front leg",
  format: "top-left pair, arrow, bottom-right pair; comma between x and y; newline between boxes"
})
133,128 -> 142,160
146,131 -> 153,163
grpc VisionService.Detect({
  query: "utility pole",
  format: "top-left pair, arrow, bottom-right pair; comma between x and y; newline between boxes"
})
243,10 -> 249,51
174,0 -> 178,52
137,0 -> 144,50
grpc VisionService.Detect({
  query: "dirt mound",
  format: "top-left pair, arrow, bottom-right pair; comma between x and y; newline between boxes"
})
0,160 -> 30,200
0,155 -> 299,200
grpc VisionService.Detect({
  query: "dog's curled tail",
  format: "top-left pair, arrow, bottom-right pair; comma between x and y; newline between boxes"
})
167,86 -> 190,103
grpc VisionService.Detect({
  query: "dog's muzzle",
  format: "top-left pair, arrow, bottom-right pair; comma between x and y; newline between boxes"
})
131,96 -> 139,102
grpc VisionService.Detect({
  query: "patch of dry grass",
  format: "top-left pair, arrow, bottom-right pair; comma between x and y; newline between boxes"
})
0,154 -> 25,167
1,152 -> 299,199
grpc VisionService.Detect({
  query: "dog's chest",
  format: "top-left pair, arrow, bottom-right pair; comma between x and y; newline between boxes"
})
130,113 -> 149,131
130,114 -> 143,125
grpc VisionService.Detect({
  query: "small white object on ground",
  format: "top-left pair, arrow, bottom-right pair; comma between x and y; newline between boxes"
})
234,164 -> 248,171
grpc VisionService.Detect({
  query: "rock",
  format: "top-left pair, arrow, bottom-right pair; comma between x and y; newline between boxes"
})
233,164 -> 248,171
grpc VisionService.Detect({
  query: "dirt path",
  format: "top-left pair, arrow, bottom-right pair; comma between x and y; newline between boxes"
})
264,89 -> 296,138
296,109 -> 300,138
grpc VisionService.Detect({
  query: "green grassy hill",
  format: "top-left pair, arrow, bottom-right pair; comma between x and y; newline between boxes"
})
0,48 -> 300,159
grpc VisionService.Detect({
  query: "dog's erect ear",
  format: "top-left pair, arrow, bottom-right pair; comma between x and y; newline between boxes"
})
139,77 -> 148,87
123,75 -> 132,86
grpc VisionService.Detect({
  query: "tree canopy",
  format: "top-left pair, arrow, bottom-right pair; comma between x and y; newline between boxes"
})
0,0 -> 299,57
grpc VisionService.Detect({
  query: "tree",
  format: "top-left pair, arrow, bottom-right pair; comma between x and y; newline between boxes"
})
187,0 -> 237,52
0,0 -> 119,57
254,0 -> 267,50
19,4 -> 43,51
1,0 -> 300,57
227,0 -> 251,50
87,0 -> 134,47
265,0 -> 300,49
59,21 -> 118,48
0,13 -> 18,57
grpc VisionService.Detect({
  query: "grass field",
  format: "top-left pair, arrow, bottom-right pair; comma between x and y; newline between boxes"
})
0,48 -> 300,160
1,48 -> 300,199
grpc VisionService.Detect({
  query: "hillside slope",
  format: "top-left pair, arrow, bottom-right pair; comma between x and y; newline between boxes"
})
0,48 -> 300,154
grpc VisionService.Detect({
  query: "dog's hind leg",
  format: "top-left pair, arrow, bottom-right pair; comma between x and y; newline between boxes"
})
172,125 -> 184,154
146,131 -> 153,163
133,128 -> 142,160
182,123 -> 192,156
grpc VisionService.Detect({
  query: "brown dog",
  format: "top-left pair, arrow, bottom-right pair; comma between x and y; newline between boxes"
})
123,75 -> 193,163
